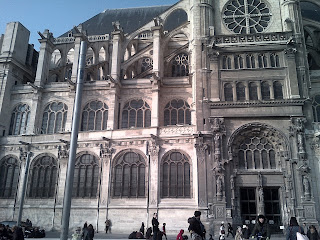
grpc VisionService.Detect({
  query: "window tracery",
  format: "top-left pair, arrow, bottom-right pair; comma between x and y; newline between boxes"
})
0,156 -> 20,198
224,83 -> 234,101
41,102 -> 68,134
172,53 -> 189,77
121,100 -> 151,128
223,0 -> 272,34
9,104 -> 30,135
164,99 -> 191,126
28,155 -> 58,198
72,154 -> 99,198
81,101 -> 108,131
161,151 -> 191,198
113,151 -> 146,198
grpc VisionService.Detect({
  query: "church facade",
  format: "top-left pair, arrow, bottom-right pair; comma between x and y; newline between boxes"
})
0,0 -> 320,235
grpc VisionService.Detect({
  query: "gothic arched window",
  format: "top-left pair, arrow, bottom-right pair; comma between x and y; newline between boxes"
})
312,95 -> 320,122
113,151 -> 146,198
28,155 -> 58,198
246,55 -> 255,68
270,53 -> 280,67
73,154 -> 99,198
81,101 -> 108,131
223,56 -> 232,69
41,102 -> 68,134
0,156 -> 20,198
238,137 -> 277,170
258,54 -> 268,68
164,99 -> 191,126
273,81 -> 283,100
236,82 -> 246,101
234,55 -> 244,69
261,82 -> 270,100
9,104 -> 30,135
249,82 -> 258,100
224,83 -> 234,101
161,151 -> 191,198
172,53 -> 189,77
121,100 -> 151,129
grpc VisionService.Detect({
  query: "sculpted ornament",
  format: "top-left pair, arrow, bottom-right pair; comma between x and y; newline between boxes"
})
100,143 -> 115,159
58,145 -> 69,159
195,135 -> 209,164
148,137 -> 160,157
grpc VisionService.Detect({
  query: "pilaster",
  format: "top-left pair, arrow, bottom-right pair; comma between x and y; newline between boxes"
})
110,22 -> 124,81
34,30 -> 54,87
148,136 -> 160,210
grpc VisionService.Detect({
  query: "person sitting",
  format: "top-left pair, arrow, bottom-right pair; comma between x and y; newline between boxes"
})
146,228 -> 152,239
307,225 -> 320,240
177,230 -> 185,240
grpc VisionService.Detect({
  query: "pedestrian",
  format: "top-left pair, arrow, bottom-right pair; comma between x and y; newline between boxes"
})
235,226 -> 243,240
105,219 -> 111,234
12,226 -> 24,240
227,223 -> 234,237
82,224 -> 94,240
208,234 -> 213,240
146,227 -> 152,239
219,222 -> 225,240
307,225 -> 320,240
177,230 -> 185,240
188,210 -> 206,240
286,217 -> 304,240
162,223 -> 168,240
242,225 -> 251,240
140,222 -> 145,236
152,213 -> 160,240
251,215 -> 270,240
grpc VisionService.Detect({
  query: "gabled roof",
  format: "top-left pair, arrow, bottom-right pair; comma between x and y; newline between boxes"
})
60,5 -> 172,37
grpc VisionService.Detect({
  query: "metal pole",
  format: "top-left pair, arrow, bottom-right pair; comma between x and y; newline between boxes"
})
60,40 -> 87,240
17,150 -> 31,226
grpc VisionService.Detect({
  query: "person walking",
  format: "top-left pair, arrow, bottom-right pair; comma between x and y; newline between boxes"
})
286,217 -> 304,240
87,224 -> 94,240
219,222 -> 225,240
188,211 -> 206,240
152,213 -> 160,240
162,223 -> 168,240
235,226 -> 243,240
251,215 -> 270,240
105,219 -> 111,234
307,225 -> 320,240
227,223 -> 234,237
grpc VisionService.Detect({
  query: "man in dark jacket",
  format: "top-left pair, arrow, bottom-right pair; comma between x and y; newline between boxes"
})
188,211 -> 206,240
251,215 -> 270,240
152,213 -> 159,240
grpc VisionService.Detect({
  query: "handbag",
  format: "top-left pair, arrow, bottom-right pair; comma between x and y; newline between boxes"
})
297,232 -> 309,240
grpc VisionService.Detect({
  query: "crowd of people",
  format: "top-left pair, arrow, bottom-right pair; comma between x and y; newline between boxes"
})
0,224 -> 24,240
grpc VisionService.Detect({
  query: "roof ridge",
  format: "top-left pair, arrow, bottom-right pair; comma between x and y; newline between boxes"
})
101,5 -> 171,13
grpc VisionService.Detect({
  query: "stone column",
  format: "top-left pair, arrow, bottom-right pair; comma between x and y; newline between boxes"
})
98,141 -> 115,232
110,22 -> 123,81
208,50 -> 220,102
150,24 -> 163,127
34,29 -> 54,87
53,144 -> 69,230
148,137 -> 160,213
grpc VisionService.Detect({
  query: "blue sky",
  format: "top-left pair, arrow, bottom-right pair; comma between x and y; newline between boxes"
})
0,0 -> 178,50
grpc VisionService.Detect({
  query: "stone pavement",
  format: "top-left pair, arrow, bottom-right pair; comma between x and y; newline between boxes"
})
44,231 -> 286,240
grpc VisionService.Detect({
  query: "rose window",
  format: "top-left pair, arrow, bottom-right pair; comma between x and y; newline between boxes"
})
223,0 -> 272,34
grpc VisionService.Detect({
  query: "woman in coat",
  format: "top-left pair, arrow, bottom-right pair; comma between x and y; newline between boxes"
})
286,217 -> 304,240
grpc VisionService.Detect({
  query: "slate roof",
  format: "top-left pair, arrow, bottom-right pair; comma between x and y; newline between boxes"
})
60,5 -> 172,37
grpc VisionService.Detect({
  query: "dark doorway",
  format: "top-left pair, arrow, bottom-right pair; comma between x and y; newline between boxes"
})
240,188 -> 257,223
264,188 -> 282,232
